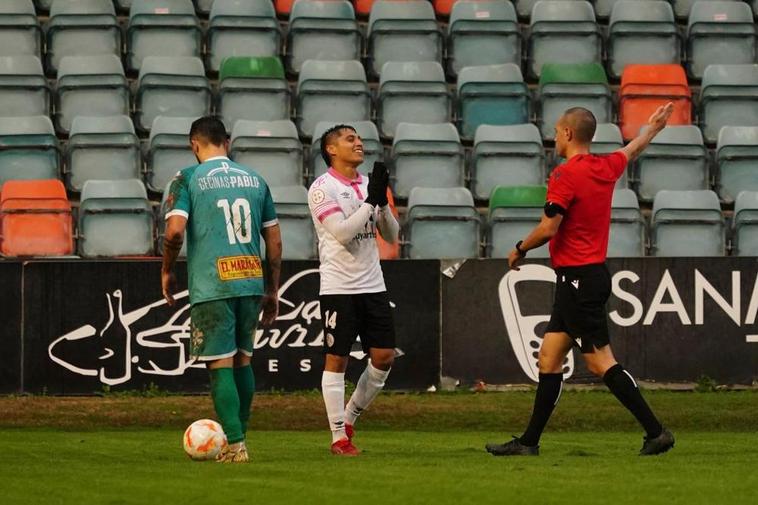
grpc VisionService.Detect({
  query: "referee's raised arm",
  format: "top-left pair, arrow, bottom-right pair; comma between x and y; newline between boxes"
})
619,102 -> 675,162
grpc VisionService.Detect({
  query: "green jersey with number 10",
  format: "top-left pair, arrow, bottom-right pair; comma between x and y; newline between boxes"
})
165,156 -> 278,305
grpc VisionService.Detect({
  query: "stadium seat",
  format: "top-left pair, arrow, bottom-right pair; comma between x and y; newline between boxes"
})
0,0 -> 42,59
286,0 -> 361,75
686,1 -> 755,80
390,122 -> 465,199
487,185 -> 549,258
114,0 -> 133,13
406,186 -> 481,259
671,0 -> 701,21
157,178 -> 186,257
0,55 -> 48,118
378,61 -> 450,140
0,179 -> 73,257
0,116 -> 59,187
45,0 -> 121,74
230,120 -> 304,188
217,56 -> 289,127
207,0 -> 281,73
55,55 -> 129,135
716,126 -> 758,204
457,63 -> 530,140
607,1 -> 680,80
65,116 -> 141,193
699,64 -> 758,144
434,0 -> 459,18
609,188 -> 645,257
733,190 -> 758,256
147,116 -> 198,193
194,0 -> 213,16
513,0 -> 538,20
528,1 -> 601,79
135,56 -> 211,134
367,0 -> 442,77
446,0 -> 520,77
538,63 -> 612,141
651,190 -> 724,256
269,185 -> 317,260
275,0 -> 295,17
590,123 -> 627,188
310,120 -> 381,182
78,179 -> 154,257
618,65 -> 692,142
636,126 -> 708,202
472,124 -> 545,200
34,0 -> 53,11
127,0 -> 201,73
295,59 -> 371,139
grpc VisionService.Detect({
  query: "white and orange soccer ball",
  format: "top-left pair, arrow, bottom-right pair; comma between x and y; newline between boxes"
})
183,419 -> 227,460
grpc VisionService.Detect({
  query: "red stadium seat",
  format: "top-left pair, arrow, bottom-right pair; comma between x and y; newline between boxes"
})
376,188 -> 400,259
275,0 -> 295,17
618,64 -> 692,141
0,179 -> 74,257
354,0 -> 376,17
433,0 -> 458,17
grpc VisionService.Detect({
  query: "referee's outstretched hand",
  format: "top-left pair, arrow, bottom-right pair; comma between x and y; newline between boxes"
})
648,102 -> 675,132
365,162 -> 389,207
507,248 -> 524,271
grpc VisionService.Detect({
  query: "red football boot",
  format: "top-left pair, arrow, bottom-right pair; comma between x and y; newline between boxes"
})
345,423 -> 354,440
331,438 -> 361,456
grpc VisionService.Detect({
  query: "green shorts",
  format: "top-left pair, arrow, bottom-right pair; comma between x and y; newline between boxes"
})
190,296 -> 262,361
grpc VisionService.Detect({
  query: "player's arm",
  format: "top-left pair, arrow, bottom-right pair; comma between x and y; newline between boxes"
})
320,205 -> 375,245
376,204 -> 399,244
508,211 -> 563,271
619,102 -> 674,162
162,215 -> 187,306
261,224 -> 282,325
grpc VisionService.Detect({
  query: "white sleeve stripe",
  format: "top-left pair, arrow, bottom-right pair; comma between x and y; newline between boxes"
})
262,219 -> 279,228
165,209 -> 189,220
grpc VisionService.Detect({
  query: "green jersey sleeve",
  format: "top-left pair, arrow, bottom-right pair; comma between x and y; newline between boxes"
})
165,169 -> 193,219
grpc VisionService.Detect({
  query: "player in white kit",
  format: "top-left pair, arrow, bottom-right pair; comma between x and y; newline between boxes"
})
308,124 -> 400,456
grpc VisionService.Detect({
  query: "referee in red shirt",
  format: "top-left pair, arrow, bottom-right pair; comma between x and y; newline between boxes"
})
486,104 -> 676,457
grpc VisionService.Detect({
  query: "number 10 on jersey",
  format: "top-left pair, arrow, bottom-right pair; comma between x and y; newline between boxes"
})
217,198 -> 252,245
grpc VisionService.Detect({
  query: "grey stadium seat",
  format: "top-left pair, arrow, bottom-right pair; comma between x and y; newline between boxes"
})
390,123 -> 465,199
367,0 -> 442,77
78,179 -> 154,257
699,64 -> 758,144
286,0 -> 361,75
207,0 -> 281,73
135,56 -> 211,133
591,123 -> 627,188
733,191 -> 758,256
0,55 -> 48,118
0,115 -> 59,187
46,0 -> 121,74
651,190 -> 724,256
472,124 -> 545,200
127,0 -> 201,73
378,61 -> 450,139
269,185 -> 317,260
296,59 -> 371,139
0,0 -> 42,58
217,56 -> 289,127
65,115 -> 141,192
310,121 -> 381,182
716,126 -> 758,204
230,120 -> 304,188
609,188 -> 646,257
147,116 -> 199,193
686,1 -> 755,80
447,0 -> 520,77
406,187 -> 481,259
55,55 -> 129,135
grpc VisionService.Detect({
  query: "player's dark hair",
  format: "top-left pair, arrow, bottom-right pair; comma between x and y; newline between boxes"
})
189,116 -> 228,146
320,124 -> 357,167
563,107 -> 597,144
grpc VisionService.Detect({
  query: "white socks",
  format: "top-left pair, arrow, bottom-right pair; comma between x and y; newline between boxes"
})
321,371 -> 347,443
345,361 -> 391,426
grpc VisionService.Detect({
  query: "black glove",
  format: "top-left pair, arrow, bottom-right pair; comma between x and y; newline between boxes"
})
365,162 -> 389,207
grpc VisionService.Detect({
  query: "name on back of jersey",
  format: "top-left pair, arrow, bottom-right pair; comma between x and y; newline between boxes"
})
197,168 -> 260,191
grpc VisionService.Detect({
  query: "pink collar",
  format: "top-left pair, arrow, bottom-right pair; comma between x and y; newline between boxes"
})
328,167 -> 363,186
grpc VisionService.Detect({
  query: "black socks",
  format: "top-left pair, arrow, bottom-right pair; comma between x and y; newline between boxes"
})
520,372 -> 563,447
603,364 -> 663,439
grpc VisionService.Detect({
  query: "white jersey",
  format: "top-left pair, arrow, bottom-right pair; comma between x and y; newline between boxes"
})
308,168 -> 387,295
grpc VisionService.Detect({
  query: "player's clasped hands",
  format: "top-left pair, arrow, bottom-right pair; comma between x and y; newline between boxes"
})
365,162 -> 389,207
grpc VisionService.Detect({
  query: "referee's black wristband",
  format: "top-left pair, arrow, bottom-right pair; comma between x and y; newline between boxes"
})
515,240 -> 527,257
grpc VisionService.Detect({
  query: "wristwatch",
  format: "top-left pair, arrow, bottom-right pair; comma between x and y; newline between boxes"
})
515,240 -> 527,257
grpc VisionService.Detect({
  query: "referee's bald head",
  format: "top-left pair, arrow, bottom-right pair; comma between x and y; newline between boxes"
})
560,108 -> 597,144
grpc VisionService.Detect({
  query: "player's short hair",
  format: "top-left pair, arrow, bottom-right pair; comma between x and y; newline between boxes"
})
320,124 -> 357,167
189,116 -> 228,146
562,107 -> 597,144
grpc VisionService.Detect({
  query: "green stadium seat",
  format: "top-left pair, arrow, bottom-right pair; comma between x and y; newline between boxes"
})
733,191 -> 758,256
207,0 -> 281,73
378,61 -> 450,140
147,116 -> 199,193
0,115 -> 58,187
716,126 -> 758,204
217,56 -> 289,127
609,188 -> 645,257
487,185 -> 549,258
230,120 -> 304,188
310,121 -> 381,182
699,64 -> 758,144
447,0 -> 520,77
0,55 -> 49,118
651,190 -> 724,256
472,124 -> 544,200
457,63 -> 530,140
286,0 -> 361,75
538,63 -> 611,141
0,0 -> 42,59
406,186 -> 481,259
269,185 -> 317,260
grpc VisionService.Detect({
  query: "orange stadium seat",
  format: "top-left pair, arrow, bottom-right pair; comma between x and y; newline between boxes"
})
376,188 -> 400,259
0,179 -> 73,257
433,0 -> 458,17
354,0 -> 377,17
618,64 -> 691,141
275,0 -> 295,17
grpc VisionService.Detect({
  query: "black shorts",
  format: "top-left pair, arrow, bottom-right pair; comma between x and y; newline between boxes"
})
545,263 -> 611,353
319,292 -> 396,356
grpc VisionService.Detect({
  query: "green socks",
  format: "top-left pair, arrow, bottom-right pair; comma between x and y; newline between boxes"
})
234,365 -> 255,435
209,368 -> 244,444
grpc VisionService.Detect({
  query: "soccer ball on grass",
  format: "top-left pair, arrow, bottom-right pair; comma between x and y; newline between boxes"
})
183,419 -> 227,460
